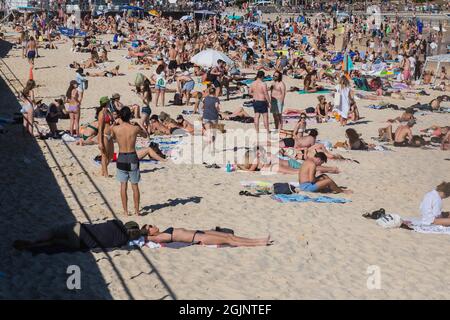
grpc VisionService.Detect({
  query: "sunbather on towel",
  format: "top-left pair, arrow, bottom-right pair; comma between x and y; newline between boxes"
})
280,129 -> 318,149
141,224 -> 273,247
86,65 -> 122,77
418,182 -> 450,226
76,121 -> 99,145
237,149 -> 300,174
298,152 -> 352,194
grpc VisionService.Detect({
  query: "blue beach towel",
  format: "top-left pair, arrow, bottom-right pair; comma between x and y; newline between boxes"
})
297,89 -> 331,95
271,194 -> 350,204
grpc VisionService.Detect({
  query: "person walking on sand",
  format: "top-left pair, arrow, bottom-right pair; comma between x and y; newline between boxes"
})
249,70 -> 271,134
111,107 -> 148,216
26,36 -> 37,67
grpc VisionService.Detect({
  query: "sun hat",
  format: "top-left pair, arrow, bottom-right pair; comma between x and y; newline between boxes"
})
99,96 -> 110,105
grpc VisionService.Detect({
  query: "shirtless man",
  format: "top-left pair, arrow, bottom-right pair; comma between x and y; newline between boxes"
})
378,108 -> 415,142
111,107 -> 148,216
270,71 -> 286,130
299,152 -> 351,194
168,44 -> 178,77
26,36 -> 38,66
393,120 -> 415,147
249,70 -> 271,134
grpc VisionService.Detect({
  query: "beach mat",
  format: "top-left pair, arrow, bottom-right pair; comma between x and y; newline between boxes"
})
271,194 -> 351,204
297,89 -> 331,94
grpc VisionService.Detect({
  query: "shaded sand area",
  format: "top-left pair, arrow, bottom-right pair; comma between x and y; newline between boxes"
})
0,33 -> 450,299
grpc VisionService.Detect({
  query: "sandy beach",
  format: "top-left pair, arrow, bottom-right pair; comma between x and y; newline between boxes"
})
1,18 -> 450,300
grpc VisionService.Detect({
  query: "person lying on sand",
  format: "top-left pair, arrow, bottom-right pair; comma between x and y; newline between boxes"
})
219,106 -> 251,120
418,182 -> 450,226
280,129 -> 318,149
13,219 -> 140,252
86,65 -> 122,77
175,115 -> 195,134
141,224 -> 273,247
299,152 -> 352,194
237,149 -> 301,174
379,110 -> 415,142
76,121 -> 99,145
281,143 -> 345,162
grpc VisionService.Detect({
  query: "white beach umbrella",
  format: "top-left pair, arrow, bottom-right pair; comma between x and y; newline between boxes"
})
190,49 -> 233,68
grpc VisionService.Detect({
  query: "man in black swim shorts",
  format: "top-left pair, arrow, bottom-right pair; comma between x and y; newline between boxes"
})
249,70 -> 271,133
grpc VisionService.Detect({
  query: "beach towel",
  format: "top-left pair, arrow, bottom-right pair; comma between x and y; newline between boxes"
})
239,76 -> 273,86
271,194 -> 351,204
58,27 -> 87,37
128,237 -> 223,249
398,217 -> 450,235
297,89 -> 331,95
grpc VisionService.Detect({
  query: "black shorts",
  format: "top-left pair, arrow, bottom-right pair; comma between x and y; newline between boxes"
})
212,79 -> 221,88
253,100 -> 268,114
168,60 -> 177,70
283,138 -> 295,148
393,141 -> 409,147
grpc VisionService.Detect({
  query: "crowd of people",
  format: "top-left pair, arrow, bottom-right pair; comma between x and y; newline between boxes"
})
8,4 -> 449,252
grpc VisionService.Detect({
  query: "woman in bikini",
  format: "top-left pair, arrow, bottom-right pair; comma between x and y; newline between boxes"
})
20,80 -> 37,136
65,80 -> 81,137
97,97 -> 115,177
345,128 -> 375,151
86,65 -> 121,77
138,79 -> 152,132
315,95 -> 330,123
237,148 -> 300,174
141,225 -> 272,247
76,120 -> 99,145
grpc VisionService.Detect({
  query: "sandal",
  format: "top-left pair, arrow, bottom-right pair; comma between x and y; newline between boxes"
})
239,190 -> 260,197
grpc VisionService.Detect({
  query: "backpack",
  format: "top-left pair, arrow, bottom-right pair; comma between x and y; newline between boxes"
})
273,183 -> 296,195
173,93 -> 183,106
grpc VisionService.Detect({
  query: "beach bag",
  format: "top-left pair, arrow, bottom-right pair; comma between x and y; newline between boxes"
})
273,183 -> 295,195
333,86 -> 341,108
376,214 -> 402,229
305,107 -> 315,114
135,73 -> 145,87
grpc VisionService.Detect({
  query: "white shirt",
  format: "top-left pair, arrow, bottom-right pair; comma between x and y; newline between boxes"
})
408,56 -> 416,70
420,190 -> 443,225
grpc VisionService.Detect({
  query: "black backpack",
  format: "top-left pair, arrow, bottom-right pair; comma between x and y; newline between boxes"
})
173,93 -> 183,106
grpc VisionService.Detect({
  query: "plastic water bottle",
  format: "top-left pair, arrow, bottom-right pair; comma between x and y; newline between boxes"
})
226,162 -> 232,173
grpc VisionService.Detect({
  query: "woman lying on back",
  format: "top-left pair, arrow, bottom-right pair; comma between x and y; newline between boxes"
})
141,225 -> 273,247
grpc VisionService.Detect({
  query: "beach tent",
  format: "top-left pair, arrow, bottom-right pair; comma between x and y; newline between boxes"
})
423,54 -> 450,84
240,21 -> 269,48
191,49 -> 233,68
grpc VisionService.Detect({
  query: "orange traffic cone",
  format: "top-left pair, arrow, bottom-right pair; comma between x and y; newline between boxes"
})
29,67 -> 34,80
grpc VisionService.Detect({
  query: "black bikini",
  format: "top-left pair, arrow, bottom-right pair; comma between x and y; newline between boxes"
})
161,227 -> 205,243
